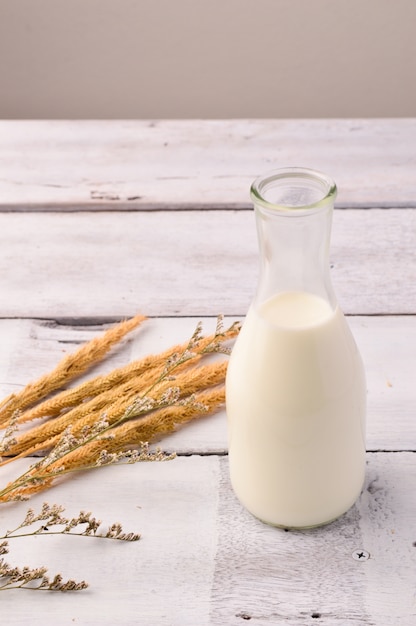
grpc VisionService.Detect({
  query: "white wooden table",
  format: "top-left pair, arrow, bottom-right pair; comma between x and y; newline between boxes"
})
0,119 -> 415,625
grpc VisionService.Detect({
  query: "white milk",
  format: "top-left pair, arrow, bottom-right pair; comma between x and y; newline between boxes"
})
226,291 -> 366,528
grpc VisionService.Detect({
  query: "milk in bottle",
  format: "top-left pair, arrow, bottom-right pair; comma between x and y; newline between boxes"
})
226,169 -> 366,528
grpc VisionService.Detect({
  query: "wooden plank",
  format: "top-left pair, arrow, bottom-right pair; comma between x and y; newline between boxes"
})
0,316 -> 414,452
0,453 -> 414,624
1,119 -> 416,209
0,117 -> 413,626
0,456 -> 220,625
0,208 -> 415,318
211,453 -> 416,625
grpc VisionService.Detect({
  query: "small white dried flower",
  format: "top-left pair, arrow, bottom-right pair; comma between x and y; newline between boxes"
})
95,450 -> 119,466
188,321 -> 203,348
178,394 -> 209,413
0,410 -> 21,454
215,314 -> 225,336
159,386 -> 180,405
128,396 -> 156,416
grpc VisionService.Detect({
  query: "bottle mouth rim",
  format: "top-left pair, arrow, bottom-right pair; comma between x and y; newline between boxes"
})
250,167 -> 337,213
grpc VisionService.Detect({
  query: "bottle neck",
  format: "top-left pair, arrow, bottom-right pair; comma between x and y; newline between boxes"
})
253,202 -> 336,309
250,167 -> 338,310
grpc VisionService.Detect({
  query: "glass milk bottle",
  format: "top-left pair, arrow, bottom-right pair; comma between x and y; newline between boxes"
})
226,168 -> 366,529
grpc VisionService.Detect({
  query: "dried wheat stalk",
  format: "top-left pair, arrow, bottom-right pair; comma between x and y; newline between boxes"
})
0,386 -> 225,501
0,316 -> 240,502
3,361 -> 227,461
0,314 -> 146,427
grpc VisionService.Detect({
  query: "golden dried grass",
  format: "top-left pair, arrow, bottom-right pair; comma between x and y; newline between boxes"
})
0,315 -> 240,501
0,314 -> 146,427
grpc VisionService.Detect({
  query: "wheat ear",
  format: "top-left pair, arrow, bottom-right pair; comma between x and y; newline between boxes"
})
15,322 -> 238,425
43,386 -> 225,477
0,386 -> 225,501
2,361 -> 228,461
0,314 -> 146,426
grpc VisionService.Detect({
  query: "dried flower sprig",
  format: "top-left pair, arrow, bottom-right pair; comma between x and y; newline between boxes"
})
2,501 -> 141,542
0,552 -> 89,592
0,502 -> 141,591
0,434 -> 174,503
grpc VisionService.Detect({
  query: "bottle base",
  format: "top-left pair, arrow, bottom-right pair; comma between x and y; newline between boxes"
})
254,513 -> 343,531
246,488 -> 364,531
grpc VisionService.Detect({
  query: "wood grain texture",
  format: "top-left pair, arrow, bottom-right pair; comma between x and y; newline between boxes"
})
0,315 -> 414,453
0,119 -> 415,624
0,453 -> 414,625
0,456 -> 220,625
1,119 -> 416,210
0,208 -> 415,318
211,453 -> 416,626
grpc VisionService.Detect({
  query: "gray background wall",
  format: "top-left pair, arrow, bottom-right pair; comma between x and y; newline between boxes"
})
0,0 -> 415,119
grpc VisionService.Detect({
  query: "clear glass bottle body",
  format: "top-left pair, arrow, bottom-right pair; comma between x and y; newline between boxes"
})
226,168 -> 366,529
